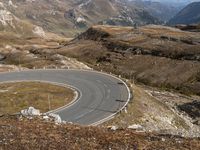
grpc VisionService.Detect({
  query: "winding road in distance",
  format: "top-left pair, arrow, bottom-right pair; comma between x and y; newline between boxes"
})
0,69 -> 130,125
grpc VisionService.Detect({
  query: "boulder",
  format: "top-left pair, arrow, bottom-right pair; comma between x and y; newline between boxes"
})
128,124 -> 144,130
48,113 -> 62,124
21,107 -> 40,116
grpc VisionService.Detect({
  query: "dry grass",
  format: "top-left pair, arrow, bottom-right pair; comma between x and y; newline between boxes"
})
59,25 -> 200,137
104,83 -> 189,129
93,25 -> 133,35
59,25 -> 200,96
0,82 -> 74,115
0,115 -> 200,150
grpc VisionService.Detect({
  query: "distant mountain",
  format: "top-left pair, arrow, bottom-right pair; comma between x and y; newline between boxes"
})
168,2 -> 200,25
0,0 -> 160,37
128,0 -> 183,22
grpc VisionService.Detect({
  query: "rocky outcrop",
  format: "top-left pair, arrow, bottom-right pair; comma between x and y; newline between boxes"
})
177,101 -> 200,125
76,27 -> 110,41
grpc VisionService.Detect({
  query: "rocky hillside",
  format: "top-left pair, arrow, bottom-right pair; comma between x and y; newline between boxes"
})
0,1 -> 45,38
168,2 -> 200,25
1,115 -> 200,149
57,25 -> 200,96
0,0 -> 160,37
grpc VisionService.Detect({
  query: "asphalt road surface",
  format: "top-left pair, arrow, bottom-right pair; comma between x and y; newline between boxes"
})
0,69 -> 130,125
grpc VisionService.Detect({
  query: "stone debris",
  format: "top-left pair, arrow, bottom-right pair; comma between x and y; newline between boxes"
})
42,115 -> 49,120
107,125 -> 118,131
111,126 -> 118,131
20,107 -> 62,124
128,124 -> 144,131
48,113 -> 62,124
32,26 -> 46,38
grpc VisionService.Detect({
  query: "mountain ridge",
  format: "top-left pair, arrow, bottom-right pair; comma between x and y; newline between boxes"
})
168,2 -> 200,25
0,0 -> 160,37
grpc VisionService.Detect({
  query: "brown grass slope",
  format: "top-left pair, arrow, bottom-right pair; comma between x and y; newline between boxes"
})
0,116 -> 200,150
58,25 -> 200,96
0,82 -> 74,115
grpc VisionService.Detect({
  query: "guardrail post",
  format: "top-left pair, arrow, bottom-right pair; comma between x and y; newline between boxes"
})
124,107 -> 127,114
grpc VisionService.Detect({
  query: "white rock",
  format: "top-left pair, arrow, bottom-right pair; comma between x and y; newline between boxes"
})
76,17 -> 86,23
111,126 -> 118,131
48,113 -> 62,124
0,10 -> 13,26
4,44 -> 12,49
33,26 -> 46,37
0,90 -> 8,93
128,124 -> 143,130
21,107 -> 40,116
43,115 -> 49,120
161,138 -> 166,142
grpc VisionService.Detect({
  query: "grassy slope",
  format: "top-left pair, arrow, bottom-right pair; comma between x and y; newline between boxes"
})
0,82 -> 74,115
57,25 -> 200,96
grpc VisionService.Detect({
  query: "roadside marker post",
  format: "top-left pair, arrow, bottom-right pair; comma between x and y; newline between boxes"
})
48,94 -> 51,111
